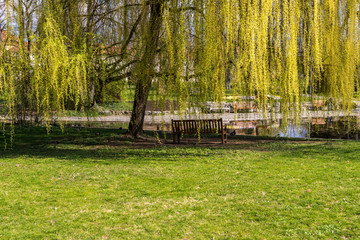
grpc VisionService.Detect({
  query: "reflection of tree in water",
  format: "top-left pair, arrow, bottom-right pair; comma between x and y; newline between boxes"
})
228,117 -> 360,140
278,124 -> 309,138
311,117 -> 359,140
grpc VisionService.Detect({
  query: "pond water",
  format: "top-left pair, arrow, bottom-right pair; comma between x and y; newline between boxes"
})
63,116 -> 360,140
228,116 -> 360,139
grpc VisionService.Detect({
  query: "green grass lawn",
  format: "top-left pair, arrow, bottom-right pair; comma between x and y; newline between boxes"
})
1,126 -> 360,239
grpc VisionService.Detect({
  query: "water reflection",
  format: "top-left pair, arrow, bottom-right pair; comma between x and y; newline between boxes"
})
310,116 -> 359,139
228,116 -> 360,139
228,120 -> 308,138
278,124 -> 309,138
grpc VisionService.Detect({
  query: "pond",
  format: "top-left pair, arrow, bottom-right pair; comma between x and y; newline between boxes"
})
61,116 -> 360,140
228,116 -> 360,139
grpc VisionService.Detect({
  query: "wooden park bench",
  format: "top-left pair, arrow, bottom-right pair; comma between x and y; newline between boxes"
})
171,119 -> 227,144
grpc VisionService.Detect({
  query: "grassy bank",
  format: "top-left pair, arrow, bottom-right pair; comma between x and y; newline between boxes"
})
0,127 -> 359,239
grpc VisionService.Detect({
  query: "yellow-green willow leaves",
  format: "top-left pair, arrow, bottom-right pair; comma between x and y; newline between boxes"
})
1,0 -> 360,138
166,0 -> 360,120
0,9 -> 89,126
34,15 -> 88,119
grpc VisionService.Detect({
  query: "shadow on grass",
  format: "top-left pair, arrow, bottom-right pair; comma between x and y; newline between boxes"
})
0,126 -> 359,162
0,126 -> 226,162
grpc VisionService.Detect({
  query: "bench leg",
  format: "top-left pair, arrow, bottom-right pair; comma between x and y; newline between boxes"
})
222,132 -> 227,144
173,133 -> 176,143
177,134 -> 180,144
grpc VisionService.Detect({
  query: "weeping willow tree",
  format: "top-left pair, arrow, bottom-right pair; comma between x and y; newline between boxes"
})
2,4 -> 87,108
0,0 -> 89,143
193,1 -> 358,113
1,0 -> 360,139
131,0 -> 360,136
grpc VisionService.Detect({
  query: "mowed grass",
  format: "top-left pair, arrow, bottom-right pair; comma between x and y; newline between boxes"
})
0,127 -> 360,239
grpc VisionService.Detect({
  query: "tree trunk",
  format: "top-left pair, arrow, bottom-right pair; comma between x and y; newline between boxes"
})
128,1 -> 164,137
225,67 -> 231,90
128,79 -> 152,136
94,78 -> 104,104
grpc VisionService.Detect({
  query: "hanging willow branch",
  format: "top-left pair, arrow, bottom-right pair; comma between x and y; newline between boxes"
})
0,3 -> 89,139
162,0 -> 360,120
1,0 -> 360,140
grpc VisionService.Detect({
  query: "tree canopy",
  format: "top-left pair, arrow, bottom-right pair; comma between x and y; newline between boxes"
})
1,0 -> 360,137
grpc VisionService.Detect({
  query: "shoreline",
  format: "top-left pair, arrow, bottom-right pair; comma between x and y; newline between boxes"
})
1,110 -> 359,125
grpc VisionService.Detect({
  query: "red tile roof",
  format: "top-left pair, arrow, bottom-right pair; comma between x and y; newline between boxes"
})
0,30 -> 7,41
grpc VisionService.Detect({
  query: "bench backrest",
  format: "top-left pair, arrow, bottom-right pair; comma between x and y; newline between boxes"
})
172,119 -> 224,134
